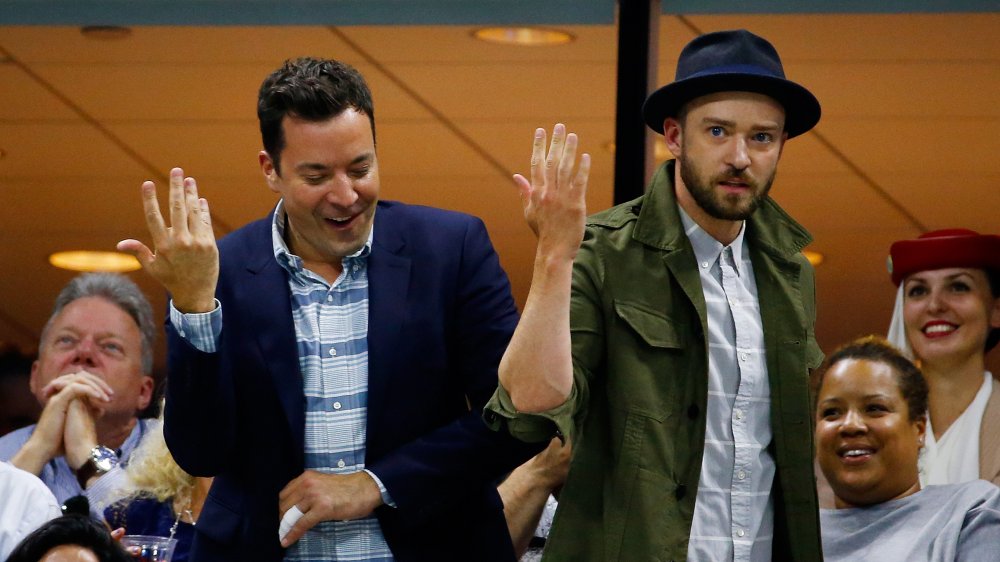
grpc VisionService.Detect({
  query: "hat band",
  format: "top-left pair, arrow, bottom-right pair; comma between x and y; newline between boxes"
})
681,63 -> 785,81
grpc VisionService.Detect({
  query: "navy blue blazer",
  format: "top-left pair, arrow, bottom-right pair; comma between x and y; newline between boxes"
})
164,201 -> 541,561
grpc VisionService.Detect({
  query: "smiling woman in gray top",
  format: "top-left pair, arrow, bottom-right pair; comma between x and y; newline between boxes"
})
814,336 -> 1000,561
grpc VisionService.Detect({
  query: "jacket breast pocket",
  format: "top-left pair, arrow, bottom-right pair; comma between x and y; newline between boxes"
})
613,300 -> 685,350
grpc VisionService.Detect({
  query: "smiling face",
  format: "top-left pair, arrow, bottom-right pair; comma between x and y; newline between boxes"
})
902,267 -> 1000,368
664,91 -> 787,238
31,296 -> 153,424
815,358 -> 925,508
260,109 -> 379,271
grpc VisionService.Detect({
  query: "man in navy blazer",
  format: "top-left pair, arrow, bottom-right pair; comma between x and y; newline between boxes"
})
119,57 -> 543,561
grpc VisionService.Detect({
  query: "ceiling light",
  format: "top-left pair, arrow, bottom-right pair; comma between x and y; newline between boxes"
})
49,251 -> 141,273
803,250 -> 824,266
472,27 -> 574,46
80,26 -> 132,40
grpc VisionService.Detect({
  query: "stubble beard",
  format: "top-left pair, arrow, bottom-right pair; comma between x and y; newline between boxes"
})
678,151 -> 776,221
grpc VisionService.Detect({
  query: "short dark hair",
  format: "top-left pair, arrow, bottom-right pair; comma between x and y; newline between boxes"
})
257,57 -> 375,174
5,514 -> 133,562
41,273 -> 156,375
811,335 -> 929,422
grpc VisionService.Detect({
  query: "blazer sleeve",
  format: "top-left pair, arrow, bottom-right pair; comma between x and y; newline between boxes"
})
365,216 -> 543,523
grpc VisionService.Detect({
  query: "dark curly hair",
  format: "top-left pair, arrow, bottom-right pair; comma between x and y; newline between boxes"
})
257,57 -> 375,174
5,514 -> 132,562
811,335 -> 929,421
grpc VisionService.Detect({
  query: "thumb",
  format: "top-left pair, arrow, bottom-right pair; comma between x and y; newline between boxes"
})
116,239 -> 155,268
512,174 -> 532,205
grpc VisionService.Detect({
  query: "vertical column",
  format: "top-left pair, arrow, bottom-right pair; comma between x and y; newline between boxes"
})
613,0 -> 660,204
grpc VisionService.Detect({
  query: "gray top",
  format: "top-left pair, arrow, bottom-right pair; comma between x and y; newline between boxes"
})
821,480 -> 1000,561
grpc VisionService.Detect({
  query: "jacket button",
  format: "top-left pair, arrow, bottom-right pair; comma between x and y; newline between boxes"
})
675,484 -> 687,500
484,411 -> 497,423
687,404 -> 699,419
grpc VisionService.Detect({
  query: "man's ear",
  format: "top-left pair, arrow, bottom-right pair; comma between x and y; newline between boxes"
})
663,117 -> 683,159
29,360 -> 41,396
259,151 -> 280,193
136,375 -> 154,412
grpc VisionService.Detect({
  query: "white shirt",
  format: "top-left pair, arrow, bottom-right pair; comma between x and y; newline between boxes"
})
681,209 -> 774,562
0,460 -> 62,560
920,372 -> 994,486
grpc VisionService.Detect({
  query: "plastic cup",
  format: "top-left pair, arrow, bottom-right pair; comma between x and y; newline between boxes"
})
120,535 -> 178,562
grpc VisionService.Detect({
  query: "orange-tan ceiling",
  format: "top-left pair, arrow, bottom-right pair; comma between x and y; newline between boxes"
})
1,11 -> 998,375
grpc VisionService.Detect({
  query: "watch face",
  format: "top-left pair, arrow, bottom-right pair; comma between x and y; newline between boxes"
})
91,446 -> 119,473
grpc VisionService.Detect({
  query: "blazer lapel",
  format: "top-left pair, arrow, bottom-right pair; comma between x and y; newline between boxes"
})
241,219 -> 306,455
366,211 -> 411,444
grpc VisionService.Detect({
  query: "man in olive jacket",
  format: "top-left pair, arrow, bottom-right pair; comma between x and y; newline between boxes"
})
486,30 -> 825,561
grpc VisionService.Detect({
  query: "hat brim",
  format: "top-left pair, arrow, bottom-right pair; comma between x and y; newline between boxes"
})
642,73 -> 821,138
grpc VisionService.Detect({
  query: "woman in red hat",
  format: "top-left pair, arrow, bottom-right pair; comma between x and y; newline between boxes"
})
886,229 -> 1000,486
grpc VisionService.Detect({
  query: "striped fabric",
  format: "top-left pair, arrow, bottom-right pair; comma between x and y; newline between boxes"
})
171,201 -> 393,561
680,209 -> 774,562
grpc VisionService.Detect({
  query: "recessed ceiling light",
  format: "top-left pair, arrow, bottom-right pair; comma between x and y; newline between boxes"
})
49,251 -> 141,273
803,250 -> 824,266
472,27 -> 574,46
80,26 -> 132,41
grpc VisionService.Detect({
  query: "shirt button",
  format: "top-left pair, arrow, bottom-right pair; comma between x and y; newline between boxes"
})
337,459 -> 346,468
734,408 -> 744,420
327,294 -> 334,302
329,348 -> 337,357
701,261 -> 709,269
739,352 -> 748,361
736,528 -> 746,538
333,401 -> 342,410
737,469 -> 747,480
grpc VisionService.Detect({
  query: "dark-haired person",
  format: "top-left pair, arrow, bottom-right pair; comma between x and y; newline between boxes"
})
119,57 -> 540,562
885,229 -> 1000,487
814,336 -> 1000,561
486,29 -> 824,560
5,514 -> 132,562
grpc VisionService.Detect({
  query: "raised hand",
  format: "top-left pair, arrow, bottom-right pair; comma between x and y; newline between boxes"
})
117,168 -> 219,313
277,470 -> 383,547
497,125 -> 590,412
513,124 -> 590,262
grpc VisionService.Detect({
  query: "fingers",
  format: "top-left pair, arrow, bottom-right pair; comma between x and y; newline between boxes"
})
281,509 -> 321,547
528,128 -> 546,189
42,372 -> 114,404
557,132 -> 578,190
544,123 -> 567,186
573,153 -> 592,194
168,168 -> 189,239
140,180 -> 168,250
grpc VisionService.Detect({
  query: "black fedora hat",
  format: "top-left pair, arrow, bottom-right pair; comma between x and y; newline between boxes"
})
642,29 -> 820,138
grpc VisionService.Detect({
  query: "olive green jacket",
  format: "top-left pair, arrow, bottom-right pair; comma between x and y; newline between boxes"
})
485,161 -> 825,562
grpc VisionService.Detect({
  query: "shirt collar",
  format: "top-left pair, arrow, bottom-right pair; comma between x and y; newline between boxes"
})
270,199 -> 374,276
678,205 -> 747,276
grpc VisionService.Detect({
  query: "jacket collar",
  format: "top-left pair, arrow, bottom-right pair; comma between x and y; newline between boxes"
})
632,160 -> 813,259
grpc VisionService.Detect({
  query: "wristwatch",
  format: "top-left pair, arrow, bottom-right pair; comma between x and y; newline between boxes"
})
75,445 -> 119,489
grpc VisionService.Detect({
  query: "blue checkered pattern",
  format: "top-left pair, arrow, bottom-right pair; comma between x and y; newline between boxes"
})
170,201 -> 393,561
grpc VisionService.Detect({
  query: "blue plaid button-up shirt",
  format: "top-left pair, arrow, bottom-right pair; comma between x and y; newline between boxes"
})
171,201 -> 393,561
